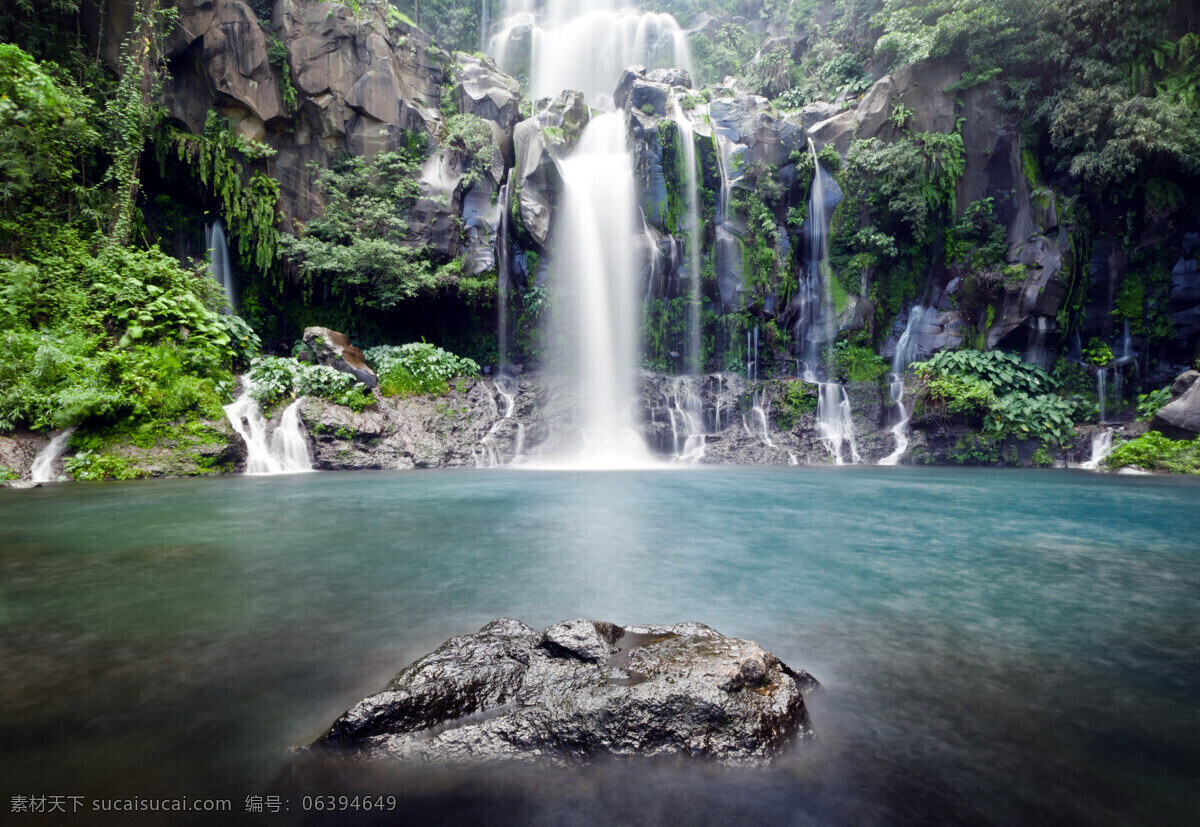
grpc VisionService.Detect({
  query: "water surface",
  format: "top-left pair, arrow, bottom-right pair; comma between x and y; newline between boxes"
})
1,467 -> 1196,824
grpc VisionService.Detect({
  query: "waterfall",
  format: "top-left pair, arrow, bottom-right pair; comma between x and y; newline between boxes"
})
491,0 -> 693,105
30,428 -> 74,483
223,381 -> 312,475
490,2 -> 694,467
666,377 -> 706,462
1096,368 -> 1108,424
206,219 -> 235,309
879,306 -> 926,466
670,98 -> 703,375
497,176 -> 512,372
800,139 -> 858,465
553,113 -> 651,467
271,401 -> 315,472
1080,429 -> 1114,470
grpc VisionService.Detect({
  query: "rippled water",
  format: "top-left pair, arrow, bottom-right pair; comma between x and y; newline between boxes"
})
1,467 -> 1197,824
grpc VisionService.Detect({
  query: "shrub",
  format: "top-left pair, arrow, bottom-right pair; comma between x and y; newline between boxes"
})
63,449 -> 144,481
834,341 -> 888,383
245,357 -> 373,412
1136,386 -> 1172,420
1103,431 -> 1200,474
364,343 -> 479,398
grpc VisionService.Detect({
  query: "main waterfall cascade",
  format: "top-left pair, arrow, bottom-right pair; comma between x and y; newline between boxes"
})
485,1 -> 869,467
550,112 -> 652,467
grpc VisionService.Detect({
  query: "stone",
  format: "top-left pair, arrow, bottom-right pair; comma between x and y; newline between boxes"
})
312,618 -> 818,766
301,327 -> 379,389
452,52 -> 525,166
1151,371 -> 1200,438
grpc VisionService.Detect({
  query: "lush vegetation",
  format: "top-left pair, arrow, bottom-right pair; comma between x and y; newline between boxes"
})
1104,431 -> 1200,473
2,0 -> 1199,476
912,350 -> 1077,446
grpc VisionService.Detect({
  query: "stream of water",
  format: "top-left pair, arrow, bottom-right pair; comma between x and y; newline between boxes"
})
1,468 -> 1196,824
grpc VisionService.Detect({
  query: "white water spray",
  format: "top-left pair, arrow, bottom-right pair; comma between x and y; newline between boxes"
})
30,428 -> 74,483
1080,428 -> 1115,471
491,0 -> 693,104
552,113 -> 652,467
206,219 -> 235,309
670,98 -> 703,375
879,306 -> 927,466
223,381 -> 312,475
800,139 -> 859,464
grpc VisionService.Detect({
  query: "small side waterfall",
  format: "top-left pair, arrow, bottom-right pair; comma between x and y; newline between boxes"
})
496,176 -> 512,372
271,401 -> 315,472
800,139 -> 858,465
30,428 -> 74,483
223,382 -> 312,475
879,306 -> 926,466
670,98 -> 703,375
206,219 -> 236,309
666,377 -> 706,462
1096,368 -> 1108,424
1080,429 -> 1115,470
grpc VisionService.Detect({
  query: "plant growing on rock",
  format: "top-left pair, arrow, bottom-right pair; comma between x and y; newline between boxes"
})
364,342 -> 479,398
246,357 -> 373,412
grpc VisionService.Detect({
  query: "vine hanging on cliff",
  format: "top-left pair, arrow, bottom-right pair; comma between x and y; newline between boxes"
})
103,0 -> 177,250
159,111 -> 281,274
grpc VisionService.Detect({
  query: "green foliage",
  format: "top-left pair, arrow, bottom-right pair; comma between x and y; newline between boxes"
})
63,449 -> 144,481
1104,431 -> 1200,474
1032,445 -> 1054,467
913,348 -> 1075,444
773,379 -> 817,429
266,34 -> 298,112
0,464 -> 16,481
918,372 -> 996,420
834,341 -> 888,383
364,342 -> 480,398
0,44 -> 99,243
279,147 -> 442,312
246,356 -> 373,411
441,114 -> 495,190
1136,385 -> 1172,420
947,432 -> 1000,465
0,230 -> 241,433
914,349 -> 1059,396
104,3 -> 178,249
162,112 -> 280,274
1083,337 -> 1113,366
985,391 -> 1077,445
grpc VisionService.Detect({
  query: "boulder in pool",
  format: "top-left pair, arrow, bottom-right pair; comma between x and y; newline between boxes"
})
313,618 -> 818,766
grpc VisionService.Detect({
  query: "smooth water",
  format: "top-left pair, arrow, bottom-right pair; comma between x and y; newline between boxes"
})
1,468 -> 1197,824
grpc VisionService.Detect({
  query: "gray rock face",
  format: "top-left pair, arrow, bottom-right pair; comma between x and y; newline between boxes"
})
301,326 -> 379,389
708,96 -> 804,169
1150,371 -> 1200,438
452,52 -> 525,166
314,618 -> 817,765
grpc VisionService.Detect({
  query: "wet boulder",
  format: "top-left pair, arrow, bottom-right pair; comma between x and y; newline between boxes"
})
301,327 -> 378,389
1150,371 -> 1200,439
313,618 -> 818,766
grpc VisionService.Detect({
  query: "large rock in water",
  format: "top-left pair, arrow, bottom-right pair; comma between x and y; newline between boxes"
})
313,618 -> 818,765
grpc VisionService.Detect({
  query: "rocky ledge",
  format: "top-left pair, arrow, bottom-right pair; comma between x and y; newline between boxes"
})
312,618 -> 818,766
